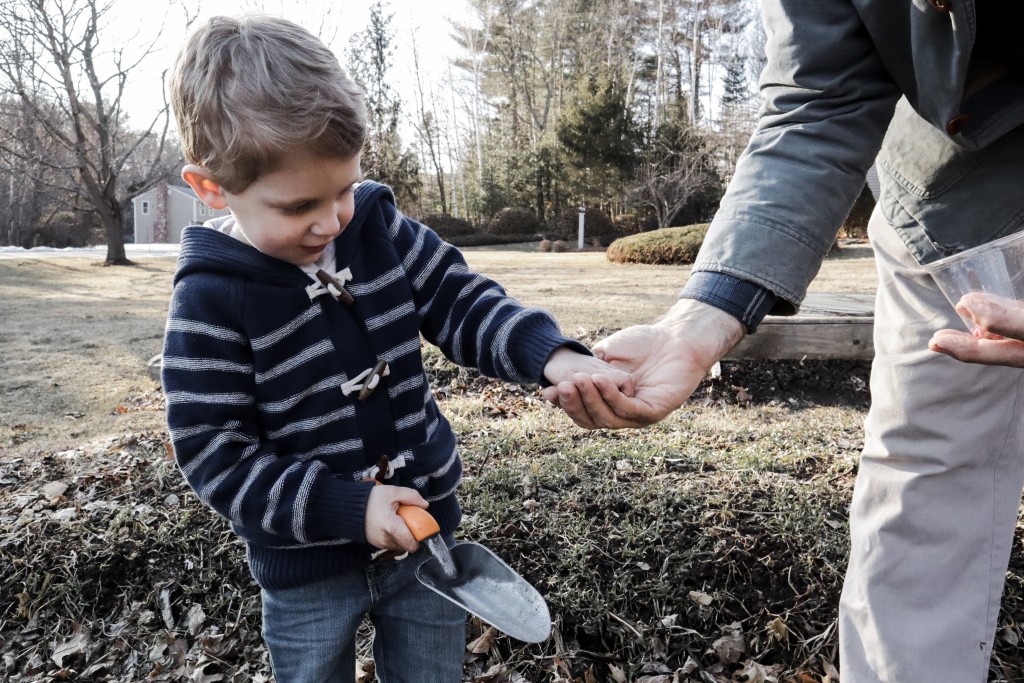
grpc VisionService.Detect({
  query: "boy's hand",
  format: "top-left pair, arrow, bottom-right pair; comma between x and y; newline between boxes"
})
541,347 -> 636,422
365,485 -> 428,554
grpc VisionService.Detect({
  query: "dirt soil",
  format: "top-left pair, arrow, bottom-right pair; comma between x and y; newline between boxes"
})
7,246 -> 1022,682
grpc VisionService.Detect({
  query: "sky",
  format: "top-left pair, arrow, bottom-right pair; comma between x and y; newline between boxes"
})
114,0 -> 466,130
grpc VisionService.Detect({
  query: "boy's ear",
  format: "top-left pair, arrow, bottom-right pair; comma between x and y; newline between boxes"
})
182,164 -> 229,210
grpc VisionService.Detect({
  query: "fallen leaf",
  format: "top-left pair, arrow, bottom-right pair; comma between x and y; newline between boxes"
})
767,617 -> 789,644
159,588 -> 175,630
608,663 -> 628,683
51,623 -> 90,666
185,603 -> 206,635
467,626 -> 498,654
712,623 -> 745,664
42,481 -> 69,499
732,660 -> 767,683
784,673 -> 817,683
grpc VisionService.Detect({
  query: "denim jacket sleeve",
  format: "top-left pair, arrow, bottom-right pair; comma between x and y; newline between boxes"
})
690,0 -> 903,315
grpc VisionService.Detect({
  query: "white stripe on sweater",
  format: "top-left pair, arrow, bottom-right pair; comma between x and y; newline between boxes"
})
436,277 -> 493,358
259,374 -> 346,413
383,338 -> 421,364
293,439 -> 363,462
415,262 -> 471,322
181,429 -> 258,479
266,406 -> 355,440
230,454 -> 275,523
166,318 -> 247,344
402,223 -> 429,274
395,407 -> 426,431
492,307 -> 537,382
165,390 -> 253,407
255,340 -> 334,383
251,307 -> 322,351
387,374 -> 423,399
412,239 -> 453,291
262,462 -> 302,535
365,301 -> 416,331
348,266 -> 403,296
414,444 -> 459,488
425,475 -> 463,504
160,356 -> 253,374
171,420 -> 243,443
475,298 -> 517,369
292,462 -> 324,542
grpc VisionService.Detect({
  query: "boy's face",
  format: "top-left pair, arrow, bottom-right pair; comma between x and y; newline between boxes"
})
221,150 -> 362,267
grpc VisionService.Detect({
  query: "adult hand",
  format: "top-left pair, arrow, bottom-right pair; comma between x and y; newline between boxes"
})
541,299 -> 745,429
929,292 -> 1024,367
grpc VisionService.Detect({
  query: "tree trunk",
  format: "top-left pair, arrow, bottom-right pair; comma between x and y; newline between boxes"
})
103,200 -> 129,265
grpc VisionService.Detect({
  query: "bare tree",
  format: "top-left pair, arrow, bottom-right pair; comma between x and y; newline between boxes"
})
630,129 -> 717,230
0,0 -> 178,264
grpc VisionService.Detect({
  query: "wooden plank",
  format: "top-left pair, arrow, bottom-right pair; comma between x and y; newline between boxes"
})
725,293 -> 875,361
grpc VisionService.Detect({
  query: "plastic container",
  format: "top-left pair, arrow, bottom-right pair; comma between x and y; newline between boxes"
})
922,230 -> 1024,332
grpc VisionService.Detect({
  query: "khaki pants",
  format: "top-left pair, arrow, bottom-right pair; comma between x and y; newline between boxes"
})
839,210 -> 1024,681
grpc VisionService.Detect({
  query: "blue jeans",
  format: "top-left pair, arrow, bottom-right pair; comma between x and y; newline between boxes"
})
261,549 -> 467,683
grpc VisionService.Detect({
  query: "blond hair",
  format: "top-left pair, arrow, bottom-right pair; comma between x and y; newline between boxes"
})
171,15 -> 366,193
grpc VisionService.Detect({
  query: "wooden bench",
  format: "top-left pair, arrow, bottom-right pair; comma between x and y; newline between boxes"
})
726,293 -> 874,361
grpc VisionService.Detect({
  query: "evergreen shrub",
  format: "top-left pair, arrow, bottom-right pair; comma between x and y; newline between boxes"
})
421,214 -> 476,241
546,208 -> 619,246
486,206 -> 541,236
605,223 -> 710,265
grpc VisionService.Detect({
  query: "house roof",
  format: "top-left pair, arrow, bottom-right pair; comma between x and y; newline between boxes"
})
131,185 -> 200,203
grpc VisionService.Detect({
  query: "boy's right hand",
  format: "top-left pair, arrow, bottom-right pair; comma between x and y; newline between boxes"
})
365,484 -> 429,554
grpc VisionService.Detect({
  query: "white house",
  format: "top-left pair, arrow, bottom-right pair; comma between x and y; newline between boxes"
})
131,181 -> 229,243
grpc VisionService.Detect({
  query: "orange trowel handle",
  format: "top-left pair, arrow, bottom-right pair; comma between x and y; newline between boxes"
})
363,478 -> 440,542
397,505 -> 440,542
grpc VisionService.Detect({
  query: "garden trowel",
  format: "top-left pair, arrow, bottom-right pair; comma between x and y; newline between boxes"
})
398,505 -> 551,643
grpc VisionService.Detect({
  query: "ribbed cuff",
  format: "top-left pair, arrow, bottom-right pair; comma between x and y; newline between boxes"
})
305,478 -> 376,544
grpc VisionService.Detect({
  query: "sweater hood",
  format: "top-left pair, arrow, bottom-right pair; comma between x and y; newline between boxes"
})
173,181 -> 395,287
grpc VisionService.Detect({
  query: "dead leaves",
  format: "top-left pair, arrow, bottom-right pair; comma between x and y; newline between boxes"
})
0,431 -> 272,682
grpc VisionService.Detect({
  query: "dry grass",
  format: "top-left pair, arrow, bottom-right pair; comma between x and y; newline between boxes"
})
21,242 -> 1024,683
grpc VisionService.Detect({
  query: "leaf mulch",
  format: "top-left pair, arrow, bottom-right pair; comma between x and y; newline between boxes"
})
3,361 -> 1024,682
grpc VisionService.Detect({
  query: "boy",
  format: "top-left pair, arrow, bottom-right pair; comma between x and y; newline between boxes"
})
163,14 -> 629,683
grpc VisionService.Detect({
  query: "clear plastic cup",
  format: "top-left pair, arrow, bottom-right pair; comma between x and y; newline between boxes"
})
922,230 -> 1024,332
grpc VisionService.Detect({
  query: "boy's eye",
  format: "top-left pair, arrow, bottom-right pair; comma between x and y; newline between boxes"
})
282,202 -> 314,216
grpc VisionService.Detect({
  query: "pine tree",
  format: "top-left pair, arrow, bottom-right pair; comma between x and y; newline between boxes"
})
347,2 -> 420,206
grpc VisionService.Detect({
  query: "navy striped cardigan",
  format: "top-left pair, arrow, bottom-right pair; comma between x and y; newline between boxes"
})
162,182 -> 585,590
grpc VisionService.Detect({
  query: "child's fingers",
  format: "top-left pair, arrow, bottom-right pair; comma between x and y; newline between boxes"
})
929,329 -> 1024,367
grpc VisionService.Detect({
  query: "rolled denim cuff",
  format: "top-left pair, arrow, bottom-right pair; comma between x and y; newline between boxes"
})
680,271 -> 777,334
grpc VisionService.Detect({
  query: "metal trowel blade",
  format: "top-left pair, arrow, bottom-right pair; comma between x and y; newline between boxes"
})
415,541 -> 551,643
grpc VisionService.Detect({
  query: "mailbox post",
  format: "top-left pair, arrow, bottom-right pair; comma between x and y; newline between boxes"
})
577,205 -> 585,250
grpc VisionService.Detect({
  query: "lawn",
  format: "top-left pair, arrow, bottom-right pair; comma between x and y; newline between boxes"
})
3,243 -> 1023,682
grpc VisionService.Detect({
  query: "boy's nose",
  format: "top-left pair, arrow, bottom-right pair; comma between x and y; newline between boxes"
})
311,206 -> 343,236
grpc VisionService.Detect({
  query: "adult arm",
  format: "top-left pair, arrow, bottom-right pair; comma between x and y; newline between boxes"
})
550,0 -> 903,429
